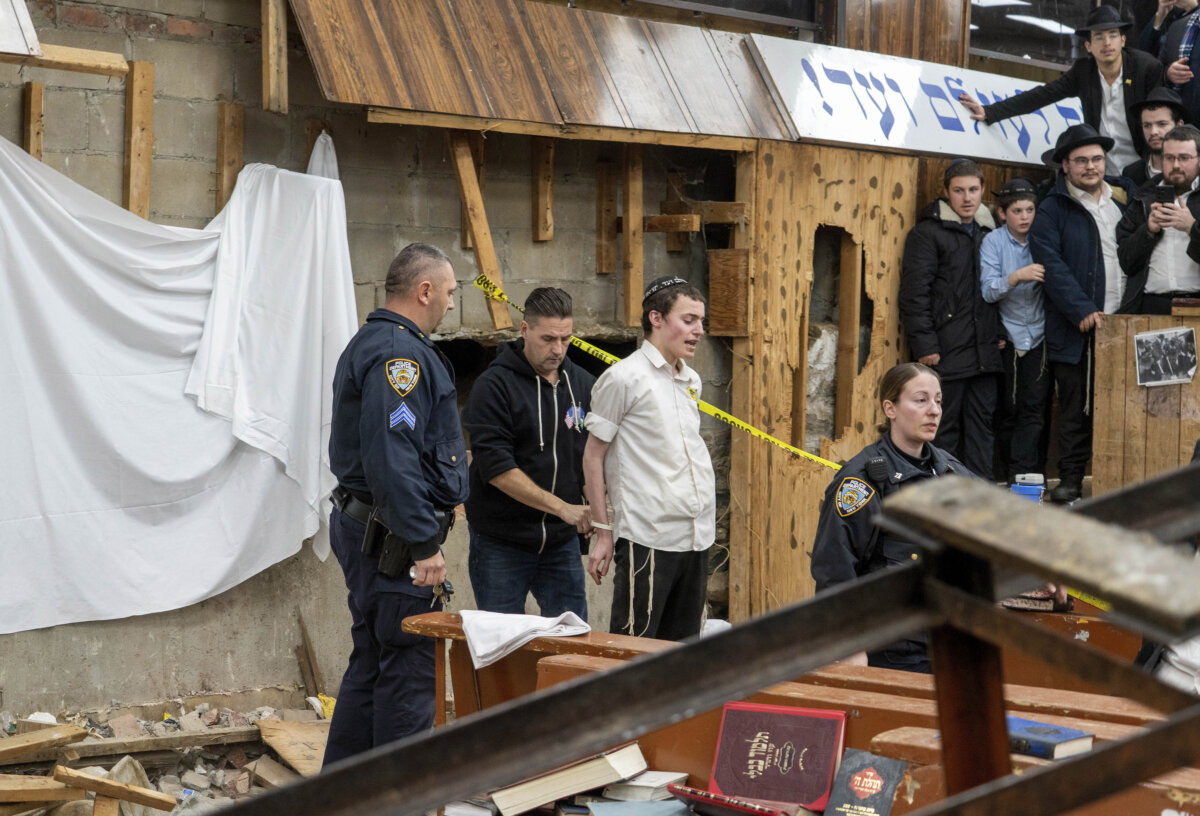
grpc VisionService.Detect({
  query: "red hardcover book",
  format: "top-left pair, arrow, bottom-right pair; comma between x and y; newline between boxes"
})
707,702 -> 847,812
668,783 -> 815,816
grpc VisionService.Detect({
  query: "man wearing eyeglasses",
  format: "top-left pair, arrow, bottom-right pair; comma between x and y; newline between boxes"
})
958,6 -> 1163,173
1116,125 -> 1200,314
1029,124 -> 1135,503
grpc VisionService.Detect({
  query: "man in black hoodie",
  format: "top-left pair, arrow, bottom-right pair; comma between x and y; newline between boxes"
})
462,287 -> 596,619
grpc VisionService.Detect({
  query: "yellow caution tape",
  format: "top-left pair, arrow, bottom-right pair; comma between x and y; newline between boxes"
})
1066,588 -> 1111,611
472,275 -> 839,470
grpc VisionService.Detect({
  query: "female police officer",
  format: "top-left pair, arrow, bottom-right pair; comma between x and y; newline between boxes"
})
810,362 -> 974,673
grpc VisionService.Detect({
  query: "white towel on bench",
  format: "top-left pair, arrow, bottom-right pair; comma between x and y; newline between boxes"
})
459,610 -> 590,669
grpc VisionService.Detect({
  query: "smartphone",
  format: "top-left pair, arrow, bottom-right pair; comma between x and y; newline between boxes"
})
1154,187 -> 1177,205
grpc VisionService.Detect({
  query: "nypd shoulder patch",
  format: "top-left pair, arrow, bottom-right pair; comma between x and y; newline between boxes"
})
389,402 -> 417,430
835,476 -> 875,517
386,358 -> 420,397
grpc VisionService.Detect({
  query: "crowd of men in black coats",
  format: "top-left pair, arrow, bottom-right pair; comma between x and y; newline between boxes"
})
900,4 -> 1200,502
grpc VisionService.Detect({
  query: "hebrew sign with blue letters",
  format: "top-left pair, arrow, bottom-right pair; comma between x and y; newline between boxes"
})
749,37 -> 1082,167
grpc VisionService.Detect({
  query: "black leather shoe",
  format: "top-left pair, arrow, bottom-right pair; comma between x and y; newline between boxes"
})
1049,482 -> 1081,503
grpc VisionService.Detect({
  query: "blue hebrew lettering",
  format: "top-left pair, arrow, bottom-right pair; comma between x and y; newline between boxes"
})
1027,106 -> 1052,145
855,70 -> 895,137
918,79 -> 965,132
823,65 -> 867,118
801,58 -> 834,115
1055,103 -> 1082,127
884,75 -> 918,125
976,91 -> 1007,138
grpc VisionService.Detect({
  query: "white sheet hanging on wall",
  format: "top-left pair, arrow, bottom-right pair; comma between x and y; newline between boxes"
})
0,136 -> 356,634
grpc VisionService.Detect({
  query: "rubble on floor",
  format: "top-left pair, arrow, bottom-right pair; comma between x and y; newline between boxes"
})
0,703 -> 320,814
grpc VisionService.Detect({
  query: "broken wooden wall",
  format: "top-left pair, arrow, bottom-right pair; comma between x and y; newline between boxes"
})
729,141 -> 919,620
1093,315 -> 1200,497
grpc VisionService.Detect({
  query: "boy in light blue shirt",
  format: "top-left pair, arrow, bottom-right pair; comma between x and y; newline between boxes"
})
980,178 -> 1053,483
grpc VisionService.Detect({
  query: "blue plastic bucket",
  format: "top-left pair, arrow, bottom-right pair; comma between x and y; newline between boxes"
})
1011,483 -> 1043,502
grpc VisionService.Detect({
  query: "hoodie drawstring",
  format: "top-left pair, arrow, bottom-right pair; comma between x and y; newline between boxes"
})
536,377 -> 544,451
563,370 -> 581,432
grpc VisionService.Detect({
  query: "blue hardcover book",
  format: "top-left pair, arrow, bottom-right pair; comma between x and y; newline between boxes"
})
1005,714 -> 1093,759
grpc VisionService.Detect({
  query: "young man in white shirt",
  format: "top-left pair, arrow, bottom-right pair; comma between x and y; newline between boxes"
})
582,276 -> 715,640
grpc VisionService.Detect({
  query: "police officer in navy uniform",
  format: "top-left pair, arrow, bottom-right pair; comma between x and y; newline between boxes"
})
323,243 -> 468,766
811,362 -> 973,674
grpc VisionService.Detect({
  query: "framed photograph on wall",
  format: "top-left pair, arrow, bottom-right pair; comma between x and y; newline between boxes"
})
1135,327 -> 1198,387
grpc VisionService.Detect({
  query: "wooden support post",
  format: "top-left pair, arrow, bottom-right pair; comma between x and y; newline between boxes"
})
728,149 -> 755,623
835,234 -> 862,436
23,81 -> 43,160
532,137 -> 555,242
261,0 -> 288,114
216,102 -> 245,212
449,131 -> 512,330
615,214 -> 701,233
460,132 -> 484,251
664,172 -> 687,252
596,159 -> 617,275
622,144 -> 644,328
304,118 -> 329,165
122,60 -> 154,219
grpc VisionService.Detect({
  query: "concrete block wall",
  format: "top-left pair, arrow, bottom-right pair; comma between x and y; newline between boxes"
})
0,0 -> 733,712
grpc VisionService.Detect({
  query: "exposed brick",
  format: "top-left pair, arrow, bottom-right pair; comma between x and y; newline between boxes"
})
34,0 -> 55,21
167,18 -> 213,39
120,13 -> 165,35
61,5 -> 113,29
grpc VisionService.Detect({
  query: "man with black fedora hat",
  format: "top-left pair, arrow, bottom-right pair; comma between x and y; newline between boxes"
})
1029,124 -> 1135,503
959,5 -> 1163,172
1124,87 -> 1190,185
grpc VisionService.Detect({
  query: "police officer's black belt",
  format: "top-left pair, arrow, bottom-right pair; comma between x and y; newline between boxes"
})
332,485 -> 373,526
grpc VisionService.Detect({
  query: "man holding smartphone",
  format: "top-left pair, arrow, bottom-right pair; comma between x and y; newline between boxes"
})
1117,125 -> 1200,314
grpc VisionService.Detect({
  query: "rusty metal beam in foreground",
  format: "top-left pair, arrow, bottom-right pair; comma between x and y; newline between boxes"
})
881,476 -> 1200,640
221,565 -> 938,816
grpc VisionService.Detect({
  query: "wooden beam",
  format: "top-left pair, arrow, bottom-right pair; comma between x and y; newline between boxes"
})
532,137 -> 555,242
0,774 -> 86,803
664,173 -> 687,252
662,200 -> 749,225
448,131 -> 512,330
93,796 -> 121,816
460,132 -> 484,251
0,725 -> 87,764
53,765 -> 176,811
835,233 -> 862,437
122,60 -> 154,219
216,101 -> 245,212
596,159 -> 618,276
0,43 -> 129,77
23,81 -> 43,160
707,248 -> 750,336
368,107 -> 757,153
615,214 -> 701,233
622,144 -> 644,328
262,0 -> 288,114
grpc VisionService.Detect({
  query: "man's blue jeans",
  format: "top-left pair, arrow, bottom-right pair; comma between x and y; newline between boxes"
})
468,527 -> 588,620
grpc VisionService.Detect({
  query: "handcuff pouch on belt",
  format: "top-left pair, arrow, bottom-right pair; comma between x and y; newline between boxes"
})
363,506 -> 456,579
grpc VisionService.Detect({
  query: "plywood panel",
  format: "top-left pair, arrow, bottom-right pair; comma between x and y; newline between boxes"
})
731,141 -> 921,619
1091,318 -> 1126,497
585,12 -> 691,133
645,22 -> 751,137
1123,316 -> 1149,486
705,31 -> 791,141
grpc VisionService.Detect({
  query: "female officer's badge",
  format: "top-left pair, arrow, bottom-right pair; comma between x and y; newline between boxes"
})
835,476 -> 874,517
386,358 -> 420,396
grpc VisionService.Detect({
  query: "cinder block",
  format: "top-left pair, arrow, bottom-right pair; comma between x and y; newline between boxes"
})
155,214 -> 211,229
230,48 -> 261,107
415,176 -> 464,230
44,151 -> 123,206
329,117 -> 420,175
482,177 -> 528,231
42,89 -> 88,151
348,224 -> 398,284
242,105 -> 291,168
343,169 -> 417,227
551,179 -> 595,232
131,38 -> 234,100
149,157 -> 217,221
503,234 -> 587,284
413,126 -> 450,174
353,282 -> 379,325
86,90 -> 127,154
150,98 -> 218,159
0,86 -> 22,145
286,50 -> 329,110
564,279 -> 621,326
201,0 -> 262,27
